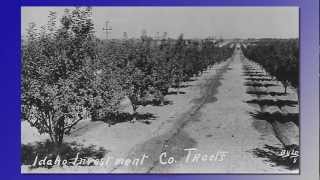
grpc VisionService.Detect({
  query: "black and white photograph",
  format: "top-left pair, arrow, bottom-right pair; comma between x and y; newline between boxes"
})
21,7 -> 299,173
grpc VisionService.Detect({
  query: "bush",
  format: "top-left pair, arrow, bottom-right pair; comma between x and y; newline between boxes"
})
22,7 -> 234,143
22,140 -> 107,168
22,8 -> 98,145
242,39 -> 299,94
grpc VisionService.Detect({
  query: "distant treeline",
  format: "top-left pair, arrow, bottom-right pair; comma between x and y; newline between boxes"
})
22,7 -> 233,145
242,39 -> 299,94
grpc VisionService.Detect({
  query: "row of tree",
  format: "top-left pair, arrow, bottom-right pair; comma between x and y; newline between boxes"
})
241,39 -> 299,94
22,7 -> 233,146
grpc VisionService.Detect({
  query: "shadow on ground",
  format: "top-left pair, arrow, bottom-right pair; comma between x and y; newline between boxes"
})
245,77 -> 273,82
246,99 -> 298,108
249,111 -> 299,126
243,74 -> 268,77
139,99 -> 173,106
171,84 -> 192,89
246,91 -> 287,97
98,112 -> 158,126
251,144 -> 299,170
244,82 -> 278,88
243,63 -> 300,171
165,91 -> 186,95
22,140 -> 108,169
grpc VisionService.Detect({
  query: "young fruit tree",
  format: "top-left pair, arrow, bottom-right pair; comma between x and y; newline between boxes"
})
242,39 -> 299,95
22,8 -> 96,146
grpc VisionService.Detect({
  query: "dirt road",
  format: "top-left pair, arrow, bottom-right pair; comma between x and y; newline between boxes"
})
111,48 -> 297,173
22,47 -> 298,174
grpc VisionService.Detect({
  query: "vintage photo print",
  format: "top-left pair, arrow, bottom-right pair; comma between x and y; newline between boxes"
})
21,7 -> 299,173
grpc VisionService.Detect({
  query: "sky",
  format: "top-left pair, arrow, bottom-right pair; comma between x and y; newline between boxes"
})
21,7 -> 299,39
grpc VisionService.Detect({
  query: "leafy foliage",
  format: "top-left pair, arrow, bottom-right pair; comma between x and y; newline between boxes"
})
22,8 -> 234,144
22,8 -> 100,145
242,39 -> 299,94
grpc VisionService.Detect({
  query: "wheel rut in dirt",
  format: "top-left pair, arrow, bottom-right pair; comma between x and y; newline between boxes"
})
110,57 -> 234,173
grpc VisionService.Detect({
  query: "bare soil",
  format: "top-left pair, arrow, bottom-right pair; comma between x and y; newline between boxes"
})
21,49 -> 299,173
